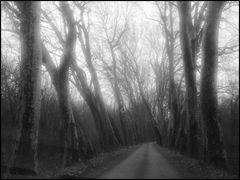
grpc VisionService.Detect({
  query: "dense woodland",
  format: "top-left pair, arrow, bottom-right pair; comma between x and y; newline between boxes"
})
1,1 -> 239,178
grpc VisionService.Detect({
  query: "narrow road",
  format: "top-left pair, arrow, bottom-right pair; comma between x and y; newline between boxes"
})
98,142 -> 182,179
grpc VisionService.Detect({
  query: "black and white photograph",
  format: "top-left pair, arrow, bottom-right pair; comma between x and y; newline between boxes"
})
1,1 -> 239,179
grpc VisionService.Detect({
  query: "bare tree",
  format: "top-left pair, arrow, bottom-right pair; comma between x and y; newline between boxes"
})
73,2 -> 120,147
121,37 -> 163,145
42,2 -> 84,167
200,1 -> 227,168
1,1 -> 238,175
178,1 -> 199,158
156,2 -> 179,148
6,1 -> 42,176
98,5 -> 129,145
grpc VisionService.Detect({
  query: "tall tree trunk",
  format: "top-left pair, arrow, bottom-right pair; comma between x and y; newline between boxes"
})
175,95 -> 188,153
42,44 -> 83,167
57,61 -> 81,166
42,50 -> 84,167
178,1 -> 199,158
76,21 -> 120,147
167,3 -> 179,148
200,1 -> 227,168
7,1 -> 42,176
110,45 -> 128,145
157,2 -> 179,148
71,63 -> 121,148
41,1 -> 83,166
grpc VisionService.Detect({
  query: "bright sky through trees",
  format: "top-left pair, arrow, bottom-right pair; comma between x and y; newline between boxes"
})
1,1 -> 239,105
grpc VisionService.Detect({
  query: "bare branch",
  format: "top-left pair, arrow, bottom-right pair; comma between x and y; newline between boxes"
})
41,9 -> 65,46
218,44 -> 239,56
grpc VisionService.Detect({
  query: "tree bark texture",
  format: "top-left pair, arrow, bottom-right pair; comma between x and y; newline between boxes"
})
200,1 -> 227,168
9,1 -> 42,176
178,1 -> 199,158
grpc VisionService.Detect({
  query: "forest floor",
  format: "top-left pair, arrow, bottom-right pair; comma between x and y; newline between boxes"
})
1,142 -> 239,179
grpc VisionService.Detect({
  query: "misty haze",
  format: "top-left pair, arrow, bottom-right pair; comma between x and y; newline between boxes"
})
1,1 -> 239,179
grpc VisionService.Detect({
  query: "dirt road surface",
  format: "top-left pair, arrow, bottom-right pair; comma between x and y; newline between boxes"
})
98,142 -> 182,179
